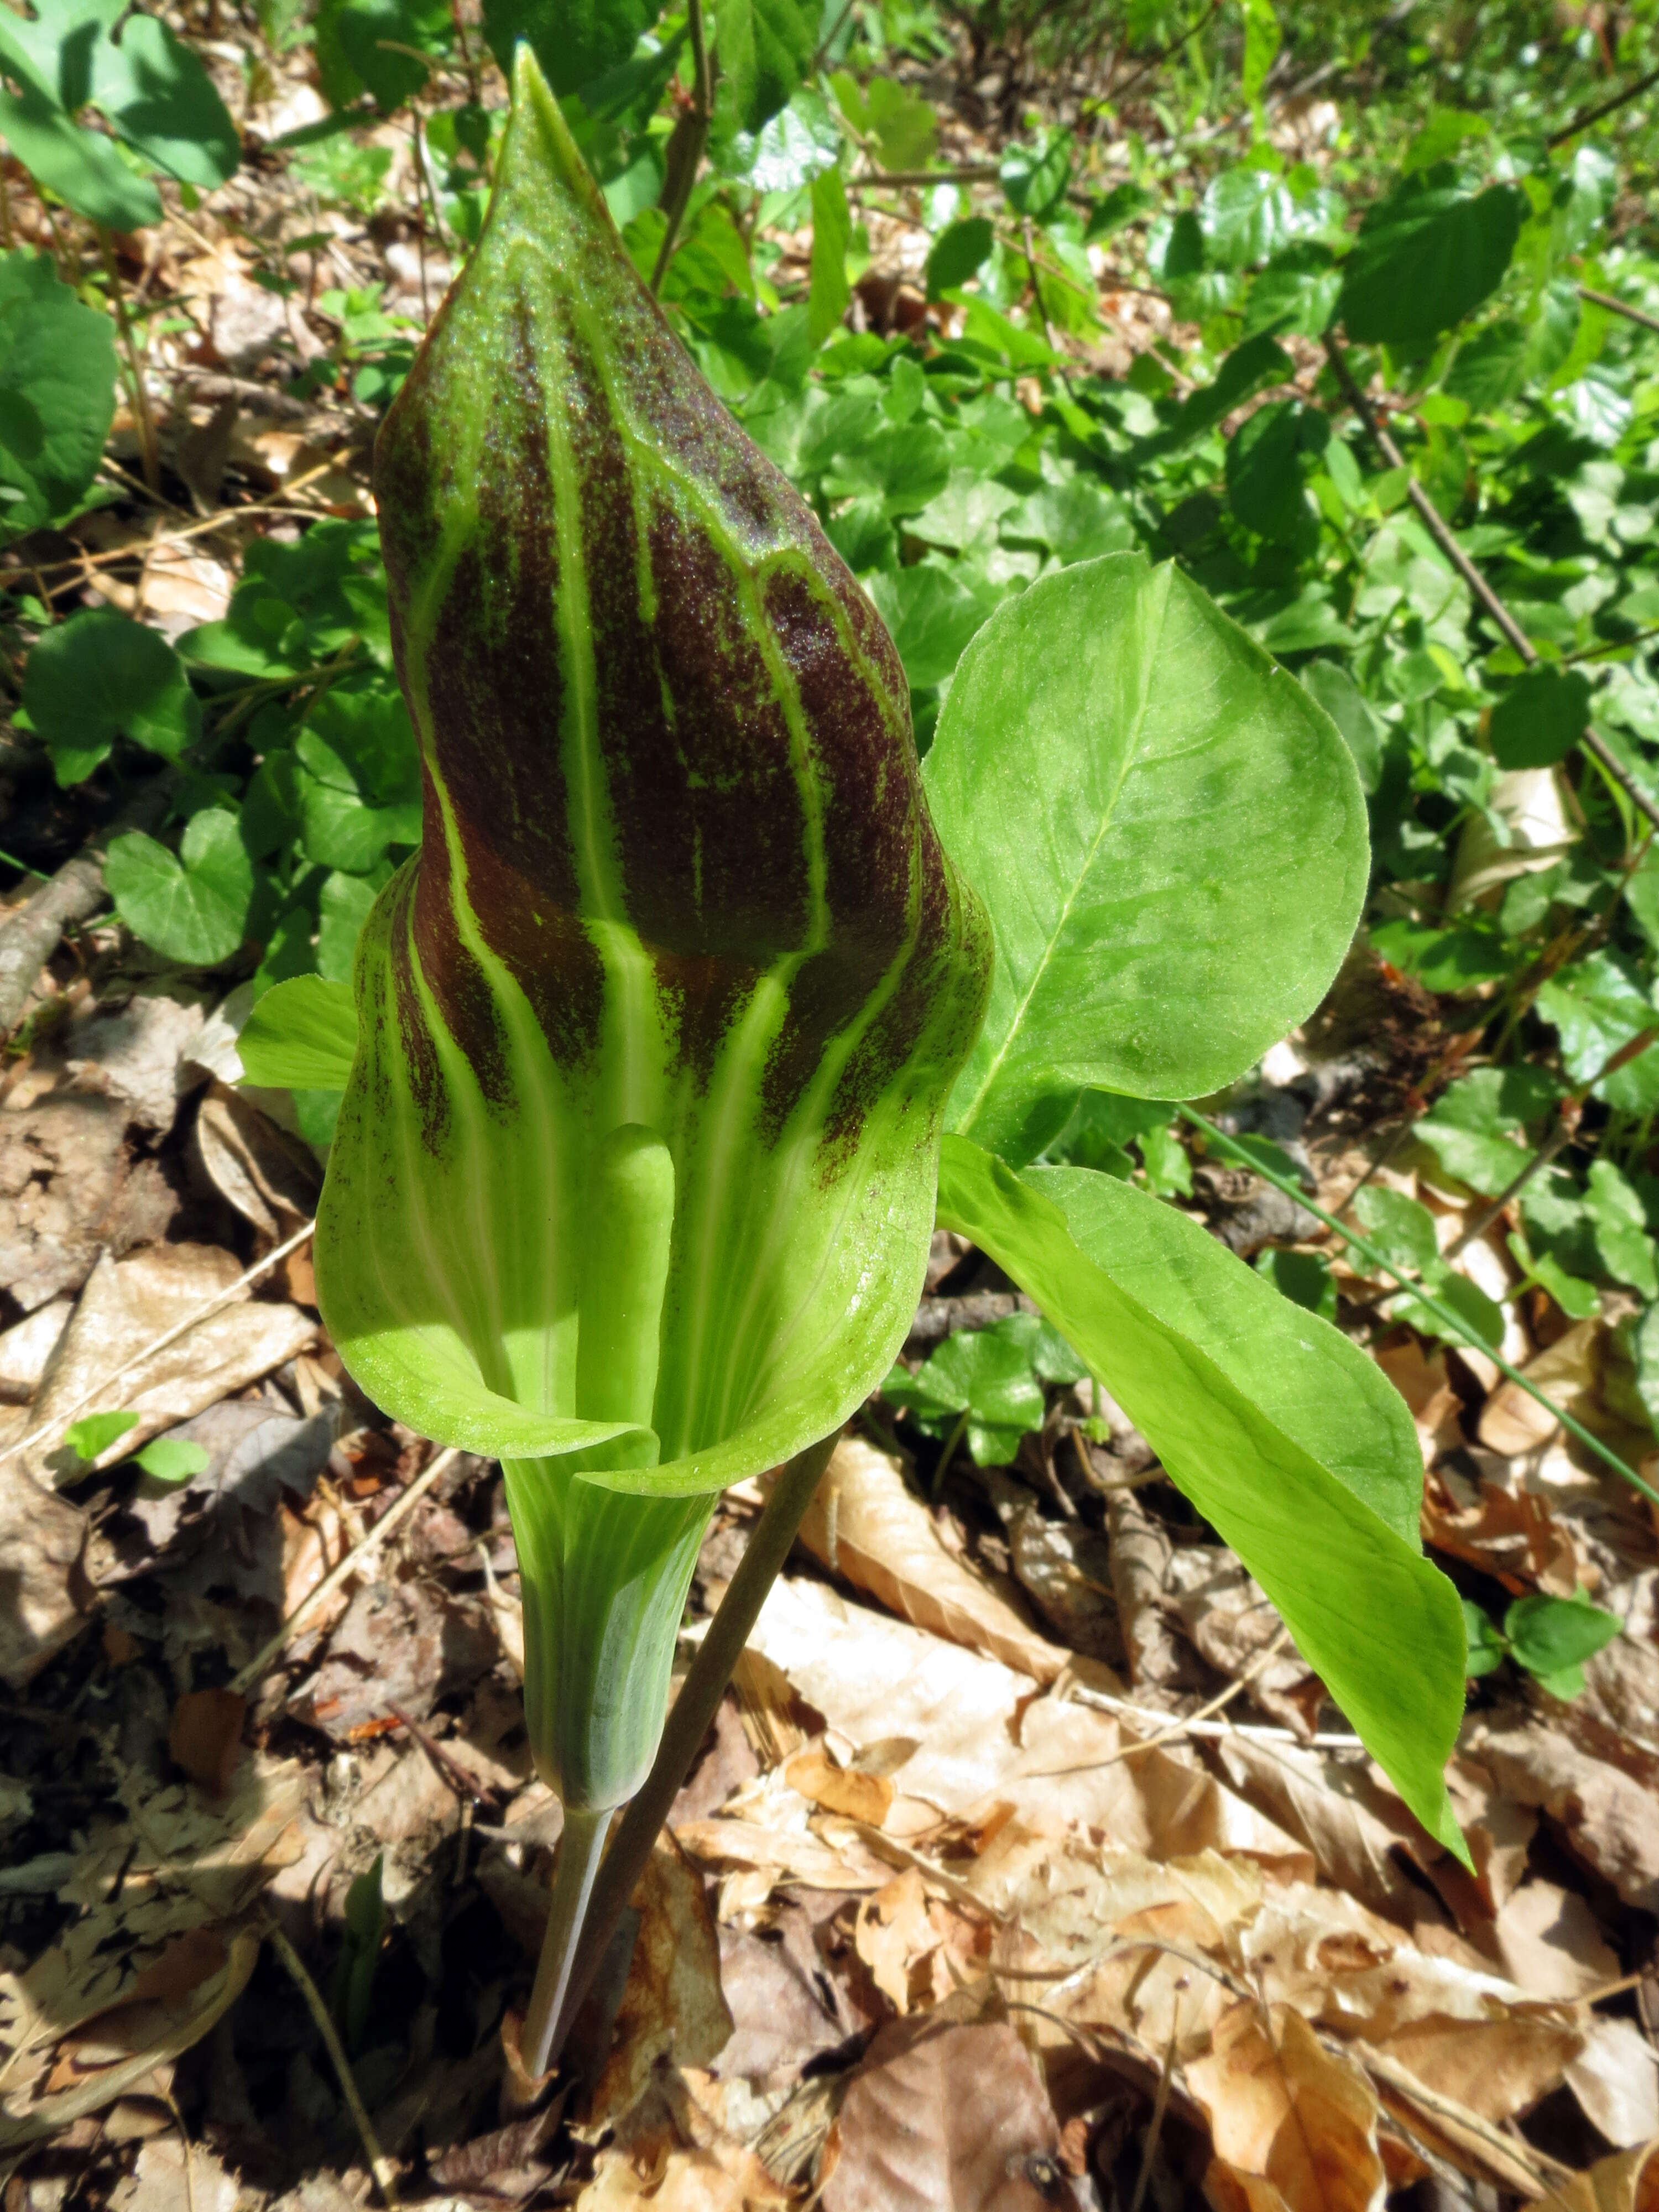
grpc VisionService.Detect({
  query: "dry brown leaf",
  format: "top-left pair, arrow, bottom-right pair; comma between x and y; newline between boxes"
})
577,2070 -> 794,2209
1468,1709 -> 1659,1913
1212,1735 -> 1428,1925
784,1742 -> 894,1827
1376,2010 -> 1583,2125
1486,1879 -> 1619,2000
0,1928 -> 259,2147
854,1870 -> 939,2015
0,1457 -> 89,1684
1371,1338 -> 1463,1466
1543,2140 -> 1659,2212
821,2015 -> 1063,2212
109,2135 -> 241,2212
20,1243 -> 316,1489
0,1297 -> 70,1400
749,1579 -> 1307,1870
1187,2001 -> 1385,2212
791,1437 -> 1074,1683
0,1093 -> 130,1312
194,1084 -> 320,1240
1567,2020 -> 1659,2151
1479,1320 -> 1651,1463
588,1835 -> 735,2130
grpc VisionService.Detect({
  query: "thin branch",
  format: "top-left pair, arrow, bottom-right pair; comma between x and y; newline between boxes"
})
228,1446 -> 460,1695
1325,334 -> 1659,833
1579,283 -> 1659,337
1547,59 -> 1659,147
264,1921 -> 400,2204
539,1428 -> 841,2071
1443,1022 -> 1659,1256
650,0 -> 713,294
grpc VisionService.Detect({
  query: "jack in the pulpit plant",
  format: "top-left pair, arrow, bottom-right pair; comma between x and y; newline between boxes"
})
244,37 -> 1471,2070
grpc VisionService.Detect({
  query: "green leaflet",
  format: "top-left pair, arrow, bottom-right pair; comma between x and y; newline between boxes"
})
936,1133 -> 1469,1858
311,50 -> 988,1800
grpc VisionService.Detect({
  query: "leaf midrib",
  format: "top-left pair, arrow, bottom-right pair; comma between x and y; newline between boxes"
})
954,561 -> 1170,1138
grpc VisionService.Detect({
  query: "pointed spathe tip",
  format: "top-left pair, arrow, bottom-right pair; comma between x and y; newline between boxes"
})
503,35 -> 610,219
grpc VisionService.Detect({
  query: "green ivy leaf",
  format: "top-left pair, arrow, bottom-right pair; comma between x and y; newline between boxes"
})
23,609 -> 200,786
135,1437 -> 211,1483
0,248 -> 117,540
106,809 -> 255,966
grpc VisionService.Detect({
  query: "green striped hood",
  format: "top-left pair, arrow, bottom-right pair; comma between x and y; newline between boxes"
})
312,49 -> 989,1798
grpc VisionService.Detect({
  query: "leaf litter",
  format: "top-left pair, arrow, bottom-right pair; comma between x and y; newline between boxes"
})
2,14 -> 1659,2212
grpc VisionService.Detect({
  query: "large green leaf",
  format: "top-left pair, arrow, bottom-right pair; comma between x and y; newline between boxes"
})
23,608 -> 199,785
714,0 -> 816,136
479,0 -> 658,95
87,11 -> 239,184
0,248 -> 117,540
0,83 -> 161,227
922,553 -> 1368,1163
936,1133 -> 1468,1856
1338,175 -> 1524,349
239,974 -> 359,1089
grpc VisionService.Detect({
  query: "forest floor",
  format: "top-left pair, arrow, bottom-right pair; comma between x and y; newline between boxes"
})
3,20 -> 1659,2212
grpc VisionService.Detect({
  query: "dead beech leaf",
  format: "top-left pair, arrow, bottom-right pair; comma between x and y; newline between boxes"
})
1371,1338 -> 1463,1467
1376,2010 -> 1583,2125
1468,1709 -> 1659,1913
1567,2020 -> 1659,2151
0,1927 -> 259,2147
784,1742 -> 894,1827
1187,2001 -> 1385,2212
792,1436 -> 1074,1683
854,1869 -> 940,2015
22,1244 -> 316,1489
587,1834 -> 735,2131
1487,1879 -> 1618,2000
0,1458 -> 89,1685
1543,2140 -> 1659,2212
821,2016 -> 1063,2212
1212,1734 -> 1428,1926
193,1085 -> 320,1240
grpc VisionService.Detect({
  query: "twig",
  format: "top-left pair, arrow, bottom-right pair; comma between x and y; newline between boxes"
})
264,1919 -> 400,2204
1578,283 -> 1659,337
96,229 -> 162,497
0,774 -> 174,1034
1547,59 -> 1659,147
651,0 -> 713,294
811,0 -> 857,70
228,1446 -> 459,1695
849,163 -> 1001,187
1183,1107 -> 1659,1505
1128,2005 -> 1180,2212
1031,1629 -> 1291,1776
1443,1023 -> 1659,1256
0,1219 -> 317,1474
538,1428 -> 841,2071
1325,334 -> 1659,833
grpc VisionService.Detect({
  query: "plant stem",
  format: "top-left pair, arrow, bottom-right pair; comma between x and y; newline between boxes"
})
1578,285 -> 1659,339
539,1427 -> 840,2071
1547,59 -> 1659,147
650,0 -> 713,295
264,1921 -> 399,2205
97,227 -> 161,496
1181,1107 -> 1659,1506
1323,334 -> 1659,833
520,1802 -> 612,2078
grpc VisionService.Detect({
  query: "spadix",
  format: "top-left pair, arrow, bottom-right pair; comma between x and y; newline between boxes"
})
312,46 -> 990,1832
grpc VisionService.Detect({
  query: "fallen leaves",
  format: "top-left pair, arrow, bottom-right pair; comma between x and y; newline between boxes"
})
1188,2002 -> 1386,2212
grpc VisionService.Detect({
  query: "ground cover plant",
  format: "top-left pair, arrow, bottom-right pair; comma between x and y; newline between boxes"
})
5,0 -> 1659,2204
